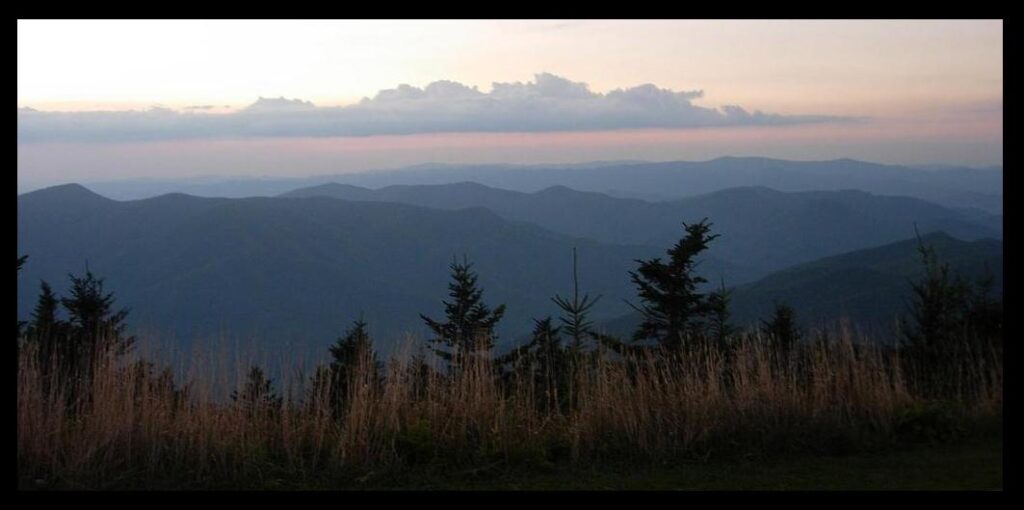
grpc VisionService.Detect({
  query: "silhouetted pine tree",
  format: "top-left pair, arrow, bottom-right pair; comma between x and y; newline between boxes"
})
17,255 -> 28,339
126,360 -> 189,411
706,279 -> 736,349
61,269 -> 135,358
420,257 -> 505,375
760,302 -> 801,356
29,281 -> 60,334
53,269 -> 135,391
321,318 -> 381,416
404,352 -> 437,400
232,365 -> 282,417
899,231 -> 1002,397
497,317 -> 568,413
305,364 -> 333,414
551,247 -> 601,356
627,219 -> 720,350
964,271 -> 1003,347
26,281 -> 68,381
900,237 -> 968,354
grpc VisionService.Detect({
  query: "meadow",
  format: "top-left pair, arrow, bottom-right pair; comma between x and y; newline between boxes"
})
16,327 -> 1002,490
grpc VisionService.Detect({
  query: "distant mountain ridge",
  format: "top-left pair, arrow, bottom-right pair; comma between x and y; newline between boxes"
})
18,184 -> 667,356
18,181 -> 1002,358
281,181 -> 1001,277
70,157 -> 1002,213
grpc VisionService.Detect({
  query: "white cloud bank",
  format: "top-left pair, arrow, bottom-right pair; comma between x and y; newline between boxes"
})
17,73 -> 849,142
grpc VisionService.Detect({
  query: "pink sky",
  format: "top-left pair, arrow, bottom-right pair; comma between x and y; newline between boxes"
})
18,112 -> 1002,190
17,20 -> 1002,188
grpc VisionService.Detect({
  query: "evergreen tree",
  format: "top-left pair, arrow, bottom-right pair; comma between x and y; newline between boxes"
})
627,219 -> 720,350
329,318 -> 378,377
126,360 -> 189,411
899,231 -> 1002,397
29,281 -> 60,335
497,317 -> 568,412
527,317 -> 568,413
322,318 -> 381,416
963,271 -> 1003,347
551,247 -> 601,355
27,281 -> 68,378
231,365 -> 282,416
305,364 -> 334,415
42,269 -> 135,390
60,269 -> 134,360
899,236 -> 969,356
760,302 -> 801,356
404,352 -> 437,400
17,255 -> 28,338
420,257 -> 506,374
706,278 -> 736,349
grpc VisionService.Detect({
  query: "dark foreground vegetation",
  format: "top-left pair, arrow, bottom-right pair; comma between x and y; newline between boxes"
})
16,221 -> 1002,490
291,438 -> 1004,491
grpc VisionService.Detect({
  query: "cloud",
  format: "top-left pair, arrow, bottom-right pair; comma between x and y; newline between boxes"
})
242,96 -> 317,112
17,73 -> 848,142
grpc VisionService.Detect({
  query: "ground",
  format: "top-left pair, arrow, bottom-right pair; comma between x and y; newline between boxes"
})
311,437 -> 1003,491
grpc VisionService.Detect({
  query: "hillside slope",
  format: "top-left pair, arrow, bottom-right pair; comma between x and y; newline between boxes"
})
282,182 -> 1001,276
18,185 -> 673,355
599,232 -> 1003,340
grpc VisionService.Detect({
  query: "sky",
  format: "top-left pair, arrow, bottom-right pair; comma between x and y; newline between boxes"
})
17,20 -> 1003,189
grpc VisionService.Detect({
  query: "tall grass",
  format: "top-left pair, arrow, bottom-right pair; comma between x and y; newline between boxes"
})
17,329 -> 1002,489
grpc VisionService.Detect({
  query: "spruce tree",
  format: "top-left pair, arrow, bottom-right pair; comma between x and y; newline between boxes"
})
527,317 -> 567,413
497,317 -> 568,410
30,281 -> 60,335
404,352 -> 436,400
420,257 -> 505,374
329,319 -> 378,376
899,237 -> 968,357
231,365 -> 282,416
305,364 -> 334,415
60,269 -> 134,359
324,318 -> 381,415
706,279 -> 736,349
628,219 -> 720,350
54,269 -> 134,388
760,302 -> 801,356
27,281 -> 66,375
899,231 -> 1001,397
964,271 -> 1002,348
552,247 -> 601,355
17,255 -> 28,338
126,360 -> 187,410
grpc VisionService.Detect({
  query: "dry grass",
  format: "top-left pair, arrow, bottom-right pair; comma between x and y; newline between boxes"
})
16,330 -> 1002,489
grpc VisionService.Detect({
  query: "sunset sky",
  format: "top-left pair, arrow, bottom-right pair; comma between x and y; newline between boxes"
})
17,19 -> 1003,189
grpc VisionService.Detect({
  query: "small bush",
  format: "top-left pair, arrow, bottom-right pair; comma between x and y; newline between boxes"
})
394,418 -> 436,466
895,401 -> 969,444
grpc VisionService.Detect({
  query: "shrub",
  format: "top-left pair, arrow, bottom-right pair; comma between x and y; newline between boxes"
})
895,401 -> 969,445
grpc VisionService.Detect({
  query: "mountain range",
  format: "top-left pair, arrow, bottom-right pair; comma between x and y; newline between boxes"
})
72,158 -> 1003,213
18,180 -> 1003,358
281,181 -> 1000,277
17,184 -> 652,355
